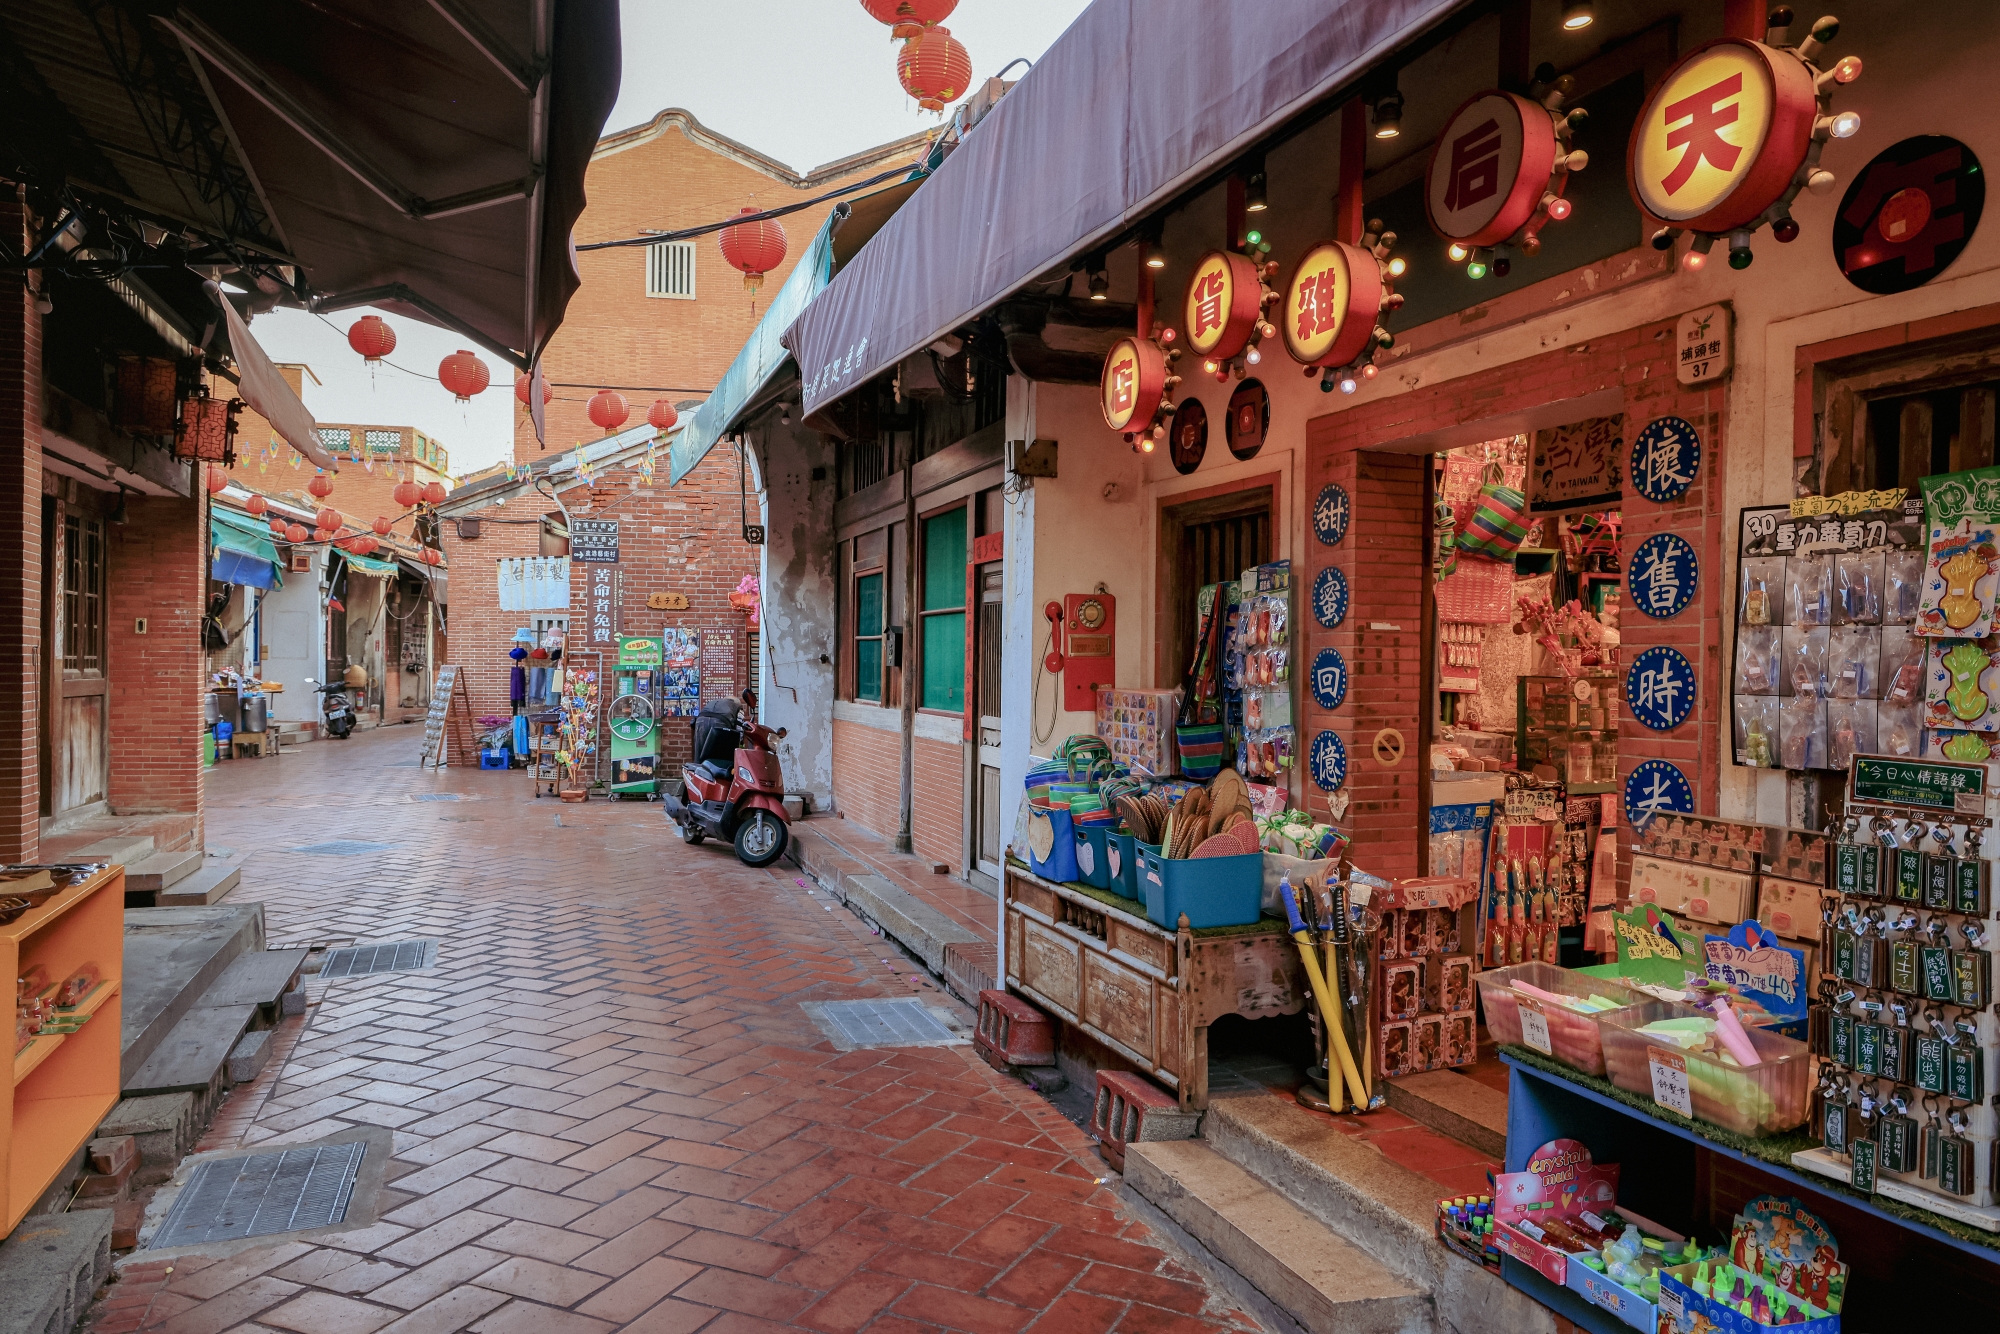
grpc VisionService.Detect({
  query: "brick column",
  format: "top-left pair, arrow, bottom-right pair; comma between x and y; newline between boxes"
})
0,196 -> 44,860
107,494 -> 205,828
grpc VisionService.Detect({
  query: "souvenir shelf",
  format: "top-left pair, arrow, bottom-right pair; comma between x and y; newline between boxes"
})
1517,674 -> 1620,787
4,865 -> 123,1236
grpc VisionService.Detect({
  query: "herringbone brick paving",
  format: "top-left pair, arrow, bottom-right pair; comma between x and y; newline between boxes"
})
88,729 -> 1260,1334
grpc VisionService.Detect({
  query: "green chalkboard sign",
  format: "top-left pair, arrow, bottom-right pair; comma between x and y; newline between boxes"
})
1849,755 -> 1985,812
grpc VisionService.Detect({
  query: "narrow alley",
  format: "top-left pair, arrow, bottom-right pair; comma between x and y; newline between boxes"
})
91,728 -> 1259,1334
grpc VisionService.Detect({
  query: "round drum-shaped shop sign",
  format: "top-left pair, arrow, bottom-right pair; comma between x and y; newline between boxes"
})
1426,90 -> 1561,248
1313,483 -> 1351,547
1624,759 -> 1695,825
1169,398 -> 1208,476
1309,729 -> 1348,793
1628,37 -> 1817,234
1100,336 -> 1166,434
1312,566 -> 1350,628
1627,532 -> 1699,619
1183,250 -> 1263,361
1625,645 -> 1698,731
1310,648 -> 1348,711
1226,379 -> 1269,459
1281,240 -> 1383,370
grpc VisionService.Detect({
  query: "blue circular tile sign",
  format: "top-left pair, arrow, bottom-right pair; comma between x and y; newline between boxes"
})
1309,730 -> 1348,792
1628,416 -> 1702,504
1310,648 -> 1348,710
1627,532 -> 1699,619
1313,483 -> 1351,546
1625,645 -> 1697,731
1312,566 -> 1349,629
1624,759 -> 1694,824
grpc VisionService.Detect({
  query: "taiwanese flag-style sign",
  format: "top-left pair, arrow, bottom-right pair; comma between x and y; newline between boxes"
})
1627,37 -> 1816,234
1426,91 -> 1560,248
1280,241 -> 1382,370
1100,336 -> 1166,433
1181,251 -> 1262,359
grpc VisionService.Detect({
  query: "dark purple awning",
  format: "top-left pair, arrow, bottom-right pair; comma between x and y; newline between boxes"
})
782,0 -> 1462,418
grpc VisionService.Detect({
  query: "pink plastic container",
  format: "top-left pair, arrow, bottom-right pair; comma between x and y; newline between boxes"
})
1598,1000 -> 1813,1137
1474,963 -> 1643,1077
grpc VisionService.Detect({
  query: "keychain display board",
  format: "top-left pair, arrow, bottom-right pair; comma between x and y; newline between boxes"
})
419,665 -> 474,769
1232,561 -> 1293,783
555,650 -> 605,795
1731,498 -> 1925,773
1913,468 -> 2000,764
1800,753 -> 2000,1229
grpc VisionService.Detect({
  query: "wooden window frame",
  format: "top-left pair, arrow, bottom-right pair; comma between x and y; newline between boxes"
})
916,500 -> 969,717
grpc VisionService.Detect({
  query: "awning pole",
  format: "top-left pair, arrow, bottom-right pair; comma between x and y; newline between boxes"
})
897,452 -> 917,854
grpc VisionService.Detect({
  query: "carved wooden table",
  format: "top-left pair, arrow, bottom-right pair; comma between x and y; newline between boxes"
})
1003,862 -> 1304,1110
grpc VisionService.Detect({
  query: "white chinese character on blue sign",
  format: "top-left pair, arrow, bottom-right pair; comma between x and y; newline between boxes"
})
1311,648 -> 1347,710
1624,759 -> 1694,823
1628,532 -> 1698,619
1313,484 -> 1351,547
1625,645 -> 1697,731
1628,416 -> 1701,504
1312,566 -> 1349,629
1309,730 -> 1347,792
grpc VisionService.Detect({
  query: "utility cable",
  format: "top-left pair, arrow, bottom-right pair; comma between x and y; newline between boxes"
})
573,163 -> 922,253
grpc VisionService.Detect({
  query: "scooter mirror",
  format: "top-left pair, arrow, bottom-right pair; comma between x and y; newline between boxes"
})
777,727 -> 788,739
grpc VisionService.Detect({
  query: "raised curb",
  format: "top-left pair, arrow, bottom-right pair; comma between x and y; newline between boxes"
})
1384,1070 -> 1508,1160
0,1208 -> 112,1334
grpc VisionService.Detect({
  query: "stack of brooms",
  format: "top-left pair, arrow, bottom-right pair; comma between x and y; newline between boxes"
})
1114,770 -> 1259,859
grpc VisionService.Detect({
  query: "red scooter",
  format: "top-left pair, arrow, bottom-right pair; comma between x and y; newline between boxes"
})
662,694 -> 790,867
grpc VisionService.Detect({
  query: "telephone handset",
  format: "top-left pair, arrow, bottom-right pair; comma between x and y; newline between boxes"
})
1043,601 -> 1066,673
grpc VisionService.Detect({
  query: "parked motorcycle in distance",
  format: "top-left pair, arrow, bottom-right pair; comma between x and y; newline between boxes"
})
306,677 -> 357,739
661,693 -> 790,867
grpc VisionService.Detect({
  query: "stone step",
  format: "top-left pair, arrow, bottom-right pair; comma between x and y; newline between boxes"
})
0,1209 -> 112,1334
1384,1070 -> 1508,1160
74,835 -> 156,866
1201,1092 -> 1561,1334
156,862 -> 242,907
123,1003 -> 260,1096
120,905 -> 264,1085
123,849 -> 204,893
1126,1140 -> 1435,1334
200,947 -> 308,1010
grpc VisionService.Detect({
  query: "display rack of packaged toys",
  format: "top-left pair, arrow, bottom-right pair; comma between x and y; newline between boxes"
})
1806,752 -> 2000,1222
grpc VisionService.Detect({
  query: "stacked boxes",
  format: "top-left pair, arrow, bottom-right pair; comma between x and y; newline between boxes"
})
1379,876 -> 1480,1076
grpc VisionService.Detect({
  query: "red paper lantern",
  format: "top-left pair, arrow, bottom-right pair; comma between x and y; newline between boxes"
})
422,481 -> 448,505
647,399 -> 679,432
285,523 -> 309,543
896,26 -> 972,112
718,208 -> 788,293
438,349 -> 490,403
308,473 -> 334,499
313,527 -> 336,543
204,464 -> 229,494
245,494 -> 268,517
372,515 -> 393,536
587,390 -> 631,433
314,507 -> 340,532
862,0 -> 955,38
420,547 -> 443,566
349,535 -> 377,556
514,373 -> 551,406
393,481 -> 421,508
268,518 -> 289,538
347,315 -> 396,363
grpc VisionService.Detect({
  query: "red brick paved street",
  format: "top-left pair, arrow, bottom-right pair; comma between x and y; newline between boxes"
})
90,728 -> 1259,1334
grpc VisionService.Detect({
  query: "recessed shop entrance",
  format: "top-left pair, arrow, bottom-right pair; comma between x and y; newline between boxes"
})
1156,481 -> 1273,693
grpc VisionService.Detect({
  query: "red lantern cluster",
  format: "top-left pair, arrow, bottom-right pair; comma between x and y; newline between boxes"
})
438,350 -> 490,403
718,209 -> 788,293
588,390 -> 631,433
268,518 -> 289,538
347,315 -> 396,363
514,373 -> 551,406
647,399 -> 679,432
896,26 -> 972,112
316,507 -> 342,532
862,0 -> 955,38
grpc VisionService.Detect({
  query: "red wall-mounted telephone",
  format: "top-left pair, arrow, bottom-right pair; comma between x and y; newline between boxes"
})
1060,592 -> 1115,712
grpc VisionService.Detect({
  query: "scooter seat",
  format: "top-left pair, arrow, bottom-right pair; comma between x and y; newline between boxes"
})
694,759 -> 732,782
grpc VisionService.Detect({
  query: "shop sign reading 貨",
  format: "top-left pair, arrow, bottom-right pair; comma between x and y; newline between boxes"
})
1183,251 -> 1261,360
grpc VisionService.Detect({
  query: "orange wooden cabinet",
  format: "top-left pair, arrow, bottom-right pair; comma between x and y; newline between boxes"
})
4,866 -> 124,1236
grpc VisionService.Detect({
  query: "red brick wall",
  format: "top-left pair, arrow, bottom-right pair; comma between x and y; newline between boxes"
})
523,121 -> 921,462
1306,319 -> 1724,869
832,718 -> 899,840
107,495 -> 205,824
0,201 -> 42,859
913,734 -> 965,874
438,487 -> 550,719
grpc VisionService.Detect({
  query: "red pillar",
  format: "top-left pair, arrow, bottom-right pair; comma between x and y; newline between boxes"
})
0,193 -> 45,861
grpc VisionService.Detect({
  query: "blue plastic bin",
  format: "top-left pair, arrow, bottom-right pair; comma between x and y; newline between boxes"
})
1138,845 -> 1265,929
1105,832 -> 1138,898
1072,823 -> 1114,889
1025,806 -> 1079,882
479,749 -> 509,770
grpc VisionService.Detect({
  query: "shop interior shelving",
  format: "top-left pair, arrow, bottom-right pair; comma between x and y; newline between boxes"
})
4,865 -> 123,1236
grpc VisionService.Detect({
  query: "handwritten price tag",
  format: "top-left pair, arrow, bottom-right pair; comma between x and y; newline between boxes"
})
1519,1001 -> 1553,1056
1647,1045 -> 1692,1118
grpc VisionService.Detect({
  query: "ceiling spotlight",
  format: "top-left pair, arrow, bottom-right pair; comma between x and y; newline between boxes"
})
1561,0 -> 1595,30
1244,158 -> 1269,213
1143,230 -> 1167,270
1372,93 -> 1403,140
1087,262 -> 1110,301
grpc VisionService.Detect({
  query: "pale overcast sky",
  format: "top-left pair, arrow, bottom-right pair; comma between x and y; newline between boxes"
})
252,0 -> 1092,477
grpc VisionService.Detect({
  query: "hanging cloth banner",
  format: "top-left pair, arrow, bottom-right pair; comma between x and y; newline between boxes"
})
497,556 -> 572,611
216,292 -> 339,471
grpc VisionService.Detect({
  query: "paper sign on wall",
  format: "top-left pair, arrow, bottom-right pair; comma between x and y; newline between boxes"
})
1529,415 -> 1624,514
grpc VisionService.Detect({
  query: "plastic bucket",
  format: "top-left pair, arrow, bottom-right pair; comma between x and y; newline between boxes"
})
1106,833 -> 1140,898
1138,846 -> 1265,929
1025,806 -> 1079,883
1072,824 -> 1113,889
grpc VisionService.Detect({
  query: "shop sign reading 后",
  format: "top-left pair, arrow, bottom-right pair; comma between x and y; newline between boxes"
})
1630,39 -> 1816,234
1425,92 -> 1557,247
1183,251 -> 1261,360
1280,241 -> 1381,370
1675,307 -> 1731,387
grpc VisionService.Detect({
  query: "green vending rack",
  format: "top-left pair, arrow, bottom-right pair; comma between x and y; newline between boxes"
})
609,633 -> 663,798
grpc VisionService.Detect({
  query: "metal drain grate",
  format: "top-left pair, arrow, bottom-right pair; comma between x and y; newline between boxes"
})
801,998 -> 967,1050
319,940 -> 437,977
291,839 -> 396,856
409,793 -> 464,803
151,1141 -> 366,1248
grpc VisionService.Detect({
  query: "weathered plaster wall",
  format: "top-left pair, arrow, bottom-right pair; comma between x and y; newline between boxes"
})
754,421 -> 837,809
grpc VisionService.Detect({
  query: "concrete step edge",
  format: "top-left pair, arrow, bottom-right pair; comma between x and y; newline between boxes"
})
1202,1095 -> 1560,1334
1126,1140 -> 1434,1334
1383,1070 -> 1508,1161
125,849 -> 206,891
157,863 -> 242,907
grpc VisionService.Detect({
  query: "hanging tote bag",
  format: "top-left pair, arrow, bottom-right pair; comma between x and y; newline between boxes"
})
1455,463 -> 1530,564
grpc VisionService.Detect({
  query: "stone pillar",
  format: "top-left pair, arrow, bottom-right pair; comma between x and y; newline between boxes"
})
0,195 -> 45,860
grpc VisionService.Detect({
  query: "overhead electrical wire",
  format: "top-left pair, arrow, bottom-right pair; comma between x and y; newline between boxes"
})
573,162 -> 922,253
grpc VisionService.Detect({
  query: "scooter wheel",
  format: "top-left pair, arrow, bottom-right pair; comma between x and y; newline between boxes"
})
681,821 -> 705,845
733,810 -> 788,868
